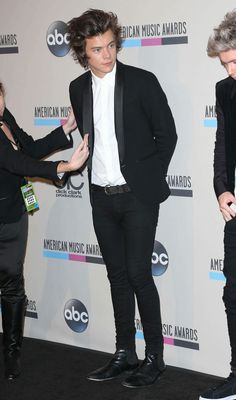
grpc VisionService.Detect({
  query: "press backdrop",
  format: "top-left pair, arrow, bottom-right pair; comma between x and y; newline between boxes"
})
0,0 -> 233,377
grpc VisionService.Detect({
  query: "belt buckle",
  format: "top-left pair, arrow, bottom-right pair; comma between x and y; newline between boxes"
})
104,185 -> 112,195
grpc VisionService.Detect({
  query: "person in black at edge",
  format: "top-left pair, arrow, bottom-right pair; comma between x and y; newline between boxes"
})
200,9 -> 236,400
68,9 -> 177,388
0,81 -> 89,380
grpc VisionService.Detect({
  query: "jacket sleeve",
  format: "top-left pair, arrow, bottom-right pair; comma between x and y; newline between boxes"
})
0,143 -> 60,181
69,80 -> 84,138
143,73 -> 177,175
213,95 -> 229,198
3,108 -> 73,159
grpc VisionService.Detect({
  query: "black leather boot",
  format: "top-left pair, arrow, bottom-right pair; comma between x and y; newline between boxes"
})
87,349 -> 139,381
1,296 -> 26,380
122,352 -> 166,388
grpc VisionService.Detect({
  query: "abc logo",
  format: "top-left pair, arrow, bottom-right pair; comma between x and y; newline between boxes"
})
54,172 -> 84,190
64,299 -> 89,333
151,240 -> 169,276
46,21 -> 70,57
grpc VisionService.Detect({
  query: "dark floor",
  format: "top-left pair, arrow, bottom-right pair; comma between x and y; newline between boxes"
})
0,336 -> 222,400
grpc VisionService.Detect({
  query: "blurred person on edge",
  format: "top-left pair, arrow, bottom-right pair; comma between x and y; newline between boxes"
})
200,9 -> 236,400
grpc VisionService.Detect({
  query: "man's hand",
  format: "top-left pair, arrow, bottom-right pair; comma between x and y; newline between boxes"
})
57,134 -> 89,173
218,191 -> 236,221
62,109 -> 77,135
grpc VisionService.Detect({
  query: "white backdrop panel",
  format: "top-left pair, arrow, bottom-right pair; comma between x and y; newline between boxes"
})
0,0 -> 235,377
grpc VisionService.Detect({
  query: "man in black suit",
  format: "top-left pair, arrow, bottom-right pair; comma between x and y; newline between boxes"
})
68,9 -> 177,388
200,9 -> 236,400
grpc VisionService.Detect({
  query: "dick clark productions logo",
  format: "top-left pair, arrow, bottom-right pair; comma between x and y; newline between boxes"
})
46,21 -> 70,57
64,299 -> 89,333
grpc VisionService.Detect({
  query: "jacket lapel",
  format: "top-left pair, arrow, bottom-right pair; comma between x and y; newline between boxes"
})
114,62 -> 125,166
82,74 -> 94,169
2,108 -> 21,148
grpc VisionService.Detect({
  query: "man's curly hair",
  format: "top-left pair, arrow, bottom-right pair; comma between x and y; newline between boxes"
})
67,9 -> 122,69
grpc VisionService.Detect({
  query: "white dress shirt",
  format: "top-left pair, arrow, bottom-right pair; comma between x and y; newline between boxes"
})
91,64 -> 126,186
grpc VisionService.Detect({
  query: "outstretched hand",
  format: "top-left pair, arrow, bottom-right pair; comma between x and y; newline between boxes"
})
57,134 -> 89,174
69,134 -> 89,171
62,109 -> 77,135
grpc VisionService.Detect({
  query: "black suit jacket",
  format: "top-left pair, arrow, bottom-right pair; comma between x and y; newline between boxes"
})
213,77 -> 236,198
70,61 -> 177,205
0,108 -> 73,222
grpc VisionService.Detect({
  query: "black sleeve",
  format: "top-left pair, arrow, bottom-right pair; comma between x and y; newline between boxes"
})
3,108 -> 73,159
0,143 -> 60,181
143,73 -> 177,175
213,94 -> 229,198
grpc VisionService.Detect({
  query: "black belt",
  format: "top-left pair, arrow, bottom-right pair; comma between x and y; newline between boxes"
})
91,184 -> 131,195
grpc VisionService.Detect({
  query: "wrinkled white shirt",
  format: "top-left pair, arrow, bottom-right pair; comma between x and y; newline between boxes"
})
91,64 -> 126,186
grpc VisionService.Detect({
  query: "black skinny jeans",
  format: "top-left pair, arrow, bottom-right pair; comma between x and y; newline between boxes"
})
92,189 -> 163,355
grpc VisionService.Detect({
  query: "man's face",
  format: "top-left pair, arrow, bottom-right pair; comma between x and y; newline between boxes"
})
85,29 -> 117,78
219,49 -> 236,79
0,91 -> 5,117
